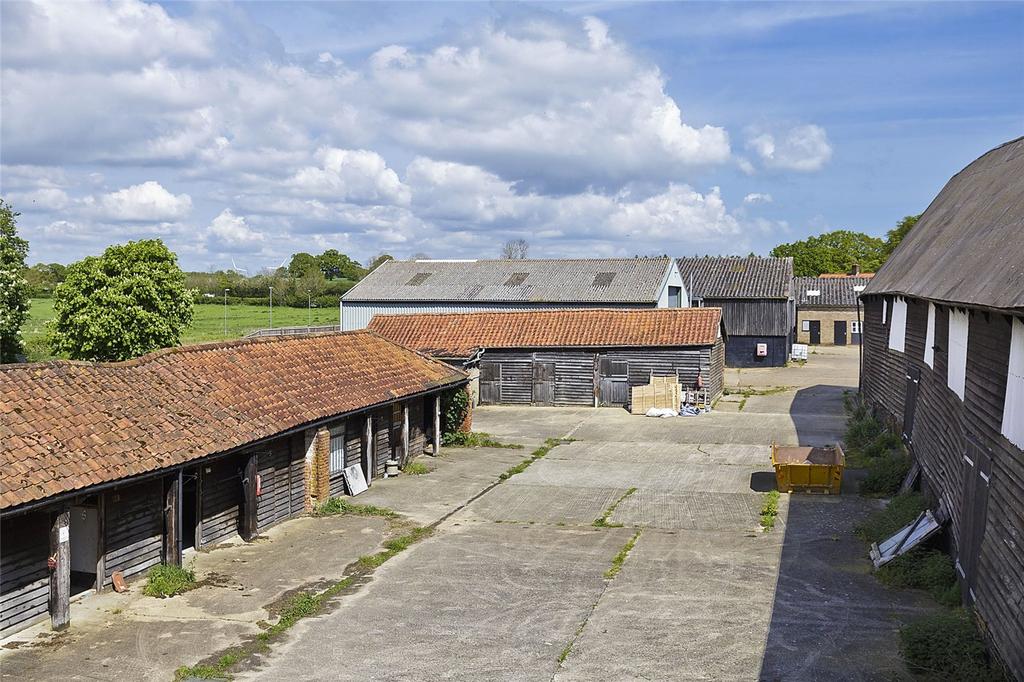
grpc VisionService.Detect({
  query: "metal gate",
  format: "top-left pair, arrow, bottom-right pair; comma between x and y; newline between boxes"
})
958,436 -> 991,601
532,361 -> 555,405
598,357 -> 629,406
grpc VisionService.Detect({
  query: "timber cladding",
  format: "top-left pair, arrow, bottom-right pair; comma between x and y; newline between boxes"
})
103,480 -> 163,584
861,294 -> 1024,676
0,512 -> 50,635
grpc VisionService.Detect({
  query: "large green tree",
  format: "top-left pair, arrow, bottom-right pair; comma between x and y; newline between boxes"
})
288,252 -> 319,278
316,249 -> 364,280
770,229 -> 886,277
882,214 -> 920,259
50,240 -> 196,361
0,201 -> 31,363
366,253 -> 393,272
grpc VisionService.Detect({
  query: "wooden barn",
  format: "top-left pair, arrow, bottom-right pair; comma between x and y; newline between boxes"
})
794,274 -> 872,345
0,332 -> 465,636
676,256 -> 794,367
340,257 -> 687,331
369,308 -> 725,407
861,137 -> 1024,678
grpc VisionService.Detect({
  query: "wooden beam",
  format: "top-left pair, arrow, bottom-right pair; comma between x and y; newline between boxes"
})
164,472 -> 182,567
364,415 -> 374,484
402,403 -> 410,466
95,495 -> 106,592
433,395 -> 442,457
49,507 -> 71,631
241,454 -> 259,541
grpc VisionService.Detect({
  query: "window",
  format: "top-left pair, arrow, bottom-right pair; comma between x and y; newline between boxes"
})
947,309 -> 969,401
668,286 -> 682,307
802,320 -> 811,332
1002,317 -> 1024,448
888,297 -> 907,352
592,272 -> 616,287
851,320 -> 861,334
924,303 -> 936,368
406,272 -> 431,286
329,427 -> 346,473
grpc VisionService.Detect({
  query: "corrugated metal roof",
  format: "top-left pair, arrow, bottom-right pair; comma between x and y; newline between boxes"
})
342,258 -> 673,303
676,256 -> 793,299
865,137 -> 1024,311
795,276 -> 871,307
369,308 -> 722,358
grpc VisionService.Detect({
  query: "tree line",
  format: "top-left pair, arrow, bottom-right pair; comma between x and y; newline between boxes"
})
770,215 -> 919,277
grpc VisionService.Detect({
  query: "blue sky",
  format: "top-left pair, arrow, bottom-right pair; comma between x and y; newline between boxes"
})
2,1 -> 1021,271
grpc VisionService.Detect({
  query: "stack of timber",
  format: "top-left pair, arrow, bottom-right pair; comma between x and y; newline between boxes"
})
630,376 -> 682,415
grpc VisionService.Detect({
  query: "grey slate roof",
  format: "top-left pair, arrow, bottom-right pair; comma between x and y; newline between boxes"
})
676,256 -> 793,300
794,276 -> 871,307
342,258 -> 672,304
865,137 -> 1024,311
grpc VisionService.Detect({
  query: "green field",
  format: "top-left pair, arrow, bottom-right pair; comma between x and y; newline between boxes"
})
22,299 -> 341,361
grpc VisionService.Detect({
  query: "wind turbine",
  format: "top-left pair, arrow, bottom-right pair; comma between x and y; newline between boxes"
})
229,258 -> 248,275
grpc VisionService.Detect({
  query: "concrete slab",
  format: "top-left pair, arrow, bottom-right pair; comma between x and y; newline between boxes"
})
244,523 -> 633,682
610,489 -> 769,532
452,483 -> 629,525
545,441 -> 770,469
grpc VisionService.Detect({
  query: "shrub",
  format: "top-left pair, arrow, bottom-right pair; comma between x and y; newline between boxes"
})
760,490 -> 780,531
143,562 -> 197,598
861,431 -> 904,459
877,548 -> 961,606
900,609 -> 1006,681
855,492 -> 926,543
441,387 -> 469,436
859,448 -> 912,496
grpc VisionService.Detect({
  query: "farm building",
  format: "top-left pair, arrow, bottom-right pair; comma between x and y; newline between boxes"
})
794,274 -> 872,345
861,137 -> 1024,678
0,332 -> 466,636
369,307 -> 725,407
675,256 -> 794,367
340,257 -> 687,331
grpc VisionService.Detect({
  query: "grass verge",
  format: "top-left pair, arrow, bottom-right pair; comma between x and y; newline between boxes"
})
900,609 -> 1007,681
442,431 -> 523,449
593,487 -> 637,528
759,490 -> 780,531
312,498 -> 398,518
604,530 -> 642,580
498,438 -> 572,481
143,563 -> 197,598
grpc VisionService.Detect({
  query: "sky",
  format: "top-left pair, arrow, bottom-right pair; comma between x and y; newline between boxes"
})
1,1 -> 1021,272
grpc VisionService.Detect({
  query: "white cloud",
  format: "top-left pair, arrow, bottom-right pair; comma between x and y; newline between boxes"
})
6,188 -> 70,211
207,209 -> 264,246
83,181 -> 192,221
743,192 -> 773,204
746,124 -> 833,172
287,148 -> 410,205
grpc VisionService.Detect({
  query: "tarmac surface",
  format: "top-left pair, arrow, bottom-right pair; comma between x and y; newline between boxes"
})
2,346 -> 931,681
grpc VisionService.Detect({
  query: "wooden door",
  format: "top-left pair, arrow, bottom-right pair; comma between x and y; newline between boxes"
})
834,320 -> 847,345
479,361 -> 500,404
532,361 -> 555,405
958,437 -> 991,601
902,366 -> 920,444
598,357 -> 629,406
809,320 -> 821,345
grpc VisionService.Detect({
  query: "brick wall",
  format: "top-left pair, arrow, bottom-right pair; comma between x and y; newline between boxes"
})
796,306 -> 861,345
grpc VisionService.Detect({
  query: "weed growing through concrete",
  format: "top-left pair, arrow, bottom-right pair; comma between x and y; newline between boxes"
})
593,487 -> 637,528
402,460 -> 430,475
604,530 -> 642,579
143,562 -> 197,598
442,431 -> 524,449
358,526 -> 433,569
312,498 -> 398,518
498,438 -> 571,481
759,490 -> 780,531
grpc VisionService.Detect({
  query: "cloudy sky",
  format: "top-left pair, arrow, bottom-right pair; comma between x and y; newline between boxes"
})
1,1 -> 1021,271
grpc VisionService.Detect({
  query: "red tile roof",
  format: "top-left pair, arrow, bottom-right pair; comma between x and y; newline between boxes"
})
0,331 -> 465,511
369,308 -> 723,358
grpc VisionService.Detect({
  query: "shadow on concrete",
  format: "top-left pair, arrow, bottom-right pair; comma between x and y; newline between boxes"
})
788,384 -> 850,447
749,471 -> 777,492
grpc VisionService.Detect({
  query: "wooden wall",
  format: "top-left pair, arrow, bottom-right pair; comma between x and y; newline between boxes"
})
256,436 -> 304,533
861,293 -> 1024,676
200,455 -> 244,547
723,335 -> 789,368
103,480 -> 163,584
0,512 -> 50,635
704,298 -> 791,336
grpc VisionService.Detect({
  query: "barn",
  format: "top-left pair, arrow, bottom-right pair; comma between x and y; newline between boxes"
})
0,332 -> 465,636
676,256 -> 794,367
340,257 -> 688,331
369,307 -> 725,407
860,137 -> 1024,678
794,274 -> 871,345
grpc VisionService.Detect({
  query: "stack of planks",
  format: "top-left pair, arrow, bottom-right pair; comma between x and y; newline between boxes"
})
630,376 -> 682,415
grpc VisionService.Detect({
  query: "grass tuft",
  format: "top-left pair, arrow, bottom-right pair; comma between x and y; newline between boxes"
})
402,460 -> 430,475
312,498 -> 398,518
604,530 -> 642,580
442,431 -> 523,449
854,492 -> 926,544
143,562 -> 197,598
359,526 -> 433,569
593,487 -> 637,528
759,490 -> 780,531
498,438 -> 570,481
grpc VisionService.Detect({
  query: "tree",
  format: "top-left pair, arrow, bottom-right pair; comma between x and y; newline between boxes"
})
288,252 -> 318,278
501,238 -> 529,259
0,201 -> 30,363
882,215 -> 920,259
366,253 -> 393,272
317,249 -> 364,280
770,230 -> 886,277
50,240 -> 196,361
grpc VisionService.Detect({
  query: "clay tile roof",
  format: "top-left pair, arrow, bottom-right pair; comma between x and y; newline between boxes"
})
369,308 -> 723,358
0,331 -> 465,511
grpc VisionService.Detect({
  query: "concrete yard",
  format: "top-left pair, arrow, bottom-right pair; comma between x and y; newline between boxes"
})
2,347 -> 931,681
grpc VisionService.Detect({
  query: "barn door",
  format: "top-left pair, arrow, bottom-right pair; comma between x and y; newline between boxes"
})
902,366 -> 920,444
834,320 -> 847,345
957,436 -> 991,601
809,320 -> 821,345
532,361 -> 555,405
598,357 -> 629,406
480,361 -> 501,404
